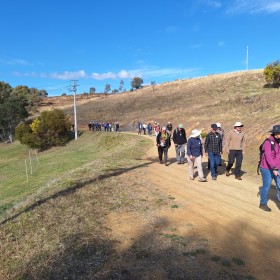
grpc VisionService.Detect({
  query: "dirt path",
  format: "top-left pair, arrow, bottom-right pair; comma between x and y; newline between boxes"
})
136,135 -> 280,279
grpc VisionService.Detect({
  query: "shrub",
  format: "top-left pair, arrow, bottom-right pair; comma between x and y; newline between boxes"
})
263,60 -> 280,88
15,109 -> 71,149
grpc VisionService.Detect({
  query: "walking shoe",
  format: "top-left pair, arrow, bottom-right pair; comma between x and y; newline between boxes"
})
165,162 -> 168,166
259,204 -> 271,212
190,176 -> 194,180
235,176 -> 242,180
160,160 -> 163,164
226,171 -> 230,177
212,176 -> 217,180
177,162 -> 181,165
198,177 -> 207,182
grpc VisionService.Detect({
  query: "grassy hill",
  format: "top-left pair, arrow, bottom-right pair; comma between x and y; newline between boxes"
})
1,69 -> 280,279
42,69 -> 280,173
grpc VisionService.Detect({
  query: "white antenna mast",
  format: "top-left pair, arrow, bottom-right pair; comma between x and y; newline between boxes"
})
246,46 -> 249,70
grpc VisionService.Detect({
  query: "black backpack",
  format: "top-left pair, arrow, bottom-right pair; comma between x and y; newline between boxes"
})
257,138 -> 275,175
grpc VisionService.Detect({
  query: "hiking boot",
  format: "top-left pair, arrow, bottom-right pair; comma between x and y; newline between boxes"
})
198,177 -> 207,182
165,162 -> 168,166
235,176 -> 242,180
212,176 -> 217,180
259,204 -> 271,212
226,171 -> 230,177
177,162 -> 181,165
190,175 -> 194,180
160,160 -> 163,164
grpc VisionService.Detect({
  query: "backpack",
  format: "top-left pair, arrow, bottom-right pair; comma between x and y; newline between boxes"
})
257,138 -> 275,175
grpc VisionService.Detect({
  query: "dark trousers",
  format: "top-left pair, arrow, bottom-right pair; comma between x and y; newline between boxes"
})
226,150 -> 243,176
158,146 -> 168,163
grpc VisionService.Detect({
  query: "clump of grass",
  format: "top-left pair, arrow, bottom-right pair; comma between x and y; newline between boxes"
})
232,257 -> 245,266
183,248 -> 206,257
211,255 -> 221,262
221,259 -> 232,267
168,195 -> 175,200
171,205 -> 178,208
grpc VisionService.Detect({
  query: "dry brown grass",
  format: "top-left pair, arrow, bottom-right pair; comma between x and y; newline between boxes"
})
40,69 -> 280,175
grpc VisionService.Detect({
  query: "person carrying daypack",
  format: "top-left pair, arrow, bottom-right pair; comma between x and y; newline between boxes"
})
173,124 -> 187,164
156,126 -> 171,166
258,125 -> 280,212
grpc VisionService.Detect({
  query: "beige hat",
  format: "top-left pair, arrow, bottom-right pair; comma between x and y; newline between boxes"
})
234,122 -> 244,127
190,129 -> 201,138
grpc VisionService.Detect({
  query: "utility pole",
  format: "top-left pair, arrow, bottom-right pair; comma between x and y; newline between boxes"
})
68,80 -> 79,140
246,46 -> 249,70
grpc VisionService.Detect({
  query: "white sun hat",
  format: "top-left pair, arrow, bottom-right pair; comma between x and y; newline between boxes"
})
190,129 -> 201,138
234,122 -> 244,127
216,122 -> 221,128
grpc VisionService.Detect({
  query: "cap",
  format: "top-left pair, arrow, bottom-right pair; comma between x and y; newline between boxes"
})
211,123 -> 218,129
178,123 -> 184,128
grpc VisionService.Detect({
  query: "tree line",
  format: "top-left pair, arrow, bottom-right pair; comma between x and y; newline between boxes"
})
0,81 -> 48,142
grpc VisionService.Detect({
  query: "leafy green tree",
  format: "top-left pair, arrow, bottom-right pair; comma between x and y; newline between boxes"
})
264,60 -> 280,88
131,77 -> 143,90
16,109 -> 71,149
38,89 -> 48,97
104,83 -> 111,93
0,81 -> 12,104
119,80 -> 124,92
0,95 -> 28,142
89,87 -> 96,94
112,89 -> 119,94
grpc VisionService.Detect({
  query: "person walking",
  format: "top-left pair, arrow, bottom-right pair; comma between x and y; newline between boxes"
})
259,125 -> 280,212
173,124 -> 187,164
204,124 -> 223,180
225,122 -> 245,180
166,121 -> 173,136
156,126 -> 171,166
187,129 -> 207,182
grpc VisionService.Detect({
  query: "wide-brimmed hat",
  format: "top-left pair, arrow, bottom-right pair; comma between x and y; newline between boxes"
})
234,122 -> 244,127
178,123 -> 184,128
190,129 -> 201,138
269,125 -> 280,134
216,122 -> 221,128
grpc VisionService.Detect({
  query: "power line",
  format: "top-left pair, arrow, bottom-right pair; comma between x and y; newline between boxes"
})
68,80 -> 79,140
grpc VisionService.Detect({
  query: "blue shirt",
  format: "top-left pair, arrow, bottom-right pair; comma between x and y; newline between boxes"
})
187,137 -> 203,157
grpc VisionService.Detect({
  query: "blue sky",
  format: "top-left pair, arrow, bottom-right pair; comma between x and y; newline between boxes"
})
1,0 -> 280,96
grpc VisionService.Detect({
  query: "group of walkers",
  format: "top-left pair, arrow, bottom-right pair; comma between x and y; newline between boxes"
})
88,121 -> 120,132
154,121 -> 280,212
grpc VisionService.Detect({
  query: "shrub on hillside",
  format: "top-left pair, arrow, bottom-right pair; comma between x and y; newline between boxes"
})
263,60 -> 280,88
15,109 -> 71,149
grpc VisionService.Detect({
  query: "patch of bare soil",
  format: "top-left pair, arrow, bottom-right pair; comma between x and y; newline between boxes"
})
101,134 -> 280,280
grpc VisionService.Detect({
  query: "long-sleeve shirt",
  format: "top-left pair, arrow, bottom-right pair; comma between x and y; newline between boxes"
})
225,129 -> 245,153
204,131 -> 222,154
173,128 -> 187,145
187,137 -> 203,157
260,135 -> 280,170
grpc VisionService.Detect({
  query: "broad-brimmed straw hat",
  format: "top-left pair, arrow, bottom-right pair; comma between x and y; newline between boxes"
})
234,122 -> 244,127
190,129 -> 201,138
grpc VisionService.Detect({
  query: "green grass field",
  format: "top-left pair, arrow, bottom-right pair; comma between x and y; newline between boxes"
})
0,132 -> 152,218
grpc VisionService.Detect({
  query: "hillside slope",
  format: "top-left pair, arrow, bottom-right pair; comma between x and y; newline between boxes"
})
41,70 -> 280,175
